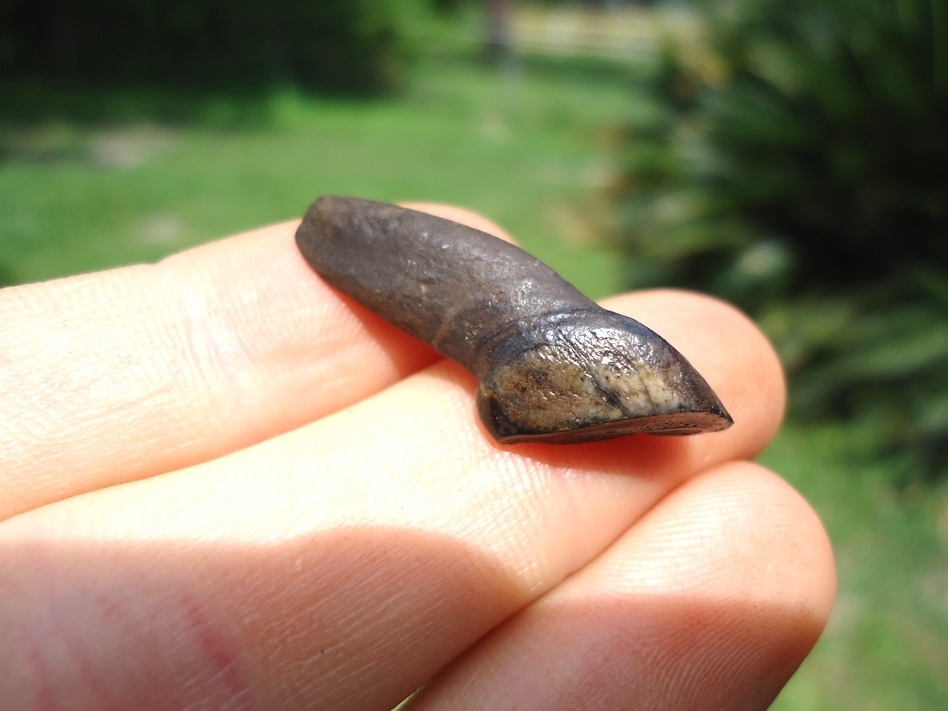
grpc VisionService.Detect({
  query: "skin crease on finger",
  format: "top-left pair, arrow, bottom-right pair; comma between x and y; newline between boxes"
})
0,296 -> 790,708
0,208 -> 812,709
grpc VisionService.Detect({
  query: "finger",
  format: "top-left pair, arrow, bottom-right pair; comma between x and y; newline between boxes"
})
407,462 -> 836,710
0,206 -> 508,521
402,203 -> 516,242
0,295 -> 784,709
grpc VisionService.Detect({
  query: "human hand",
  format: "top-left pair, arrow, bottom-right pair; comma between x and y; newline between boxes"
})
0,205 -> 835,710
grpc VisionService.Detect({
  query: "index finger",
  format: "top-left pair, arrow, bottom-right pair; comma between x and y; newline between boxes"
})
0,205 -> 504,521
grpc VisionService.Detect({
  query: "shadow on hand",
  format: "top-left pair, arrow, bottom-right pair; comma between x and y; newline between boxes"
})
4,522 -> 817,710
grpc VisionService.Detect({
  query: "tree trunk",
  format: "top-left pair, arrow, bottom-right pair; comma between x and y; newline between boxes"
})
485,0 -> 514,63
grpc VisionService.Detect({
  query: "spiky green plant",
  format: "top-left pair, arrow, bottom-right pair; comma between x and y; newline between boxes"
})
613,0 -> 948,482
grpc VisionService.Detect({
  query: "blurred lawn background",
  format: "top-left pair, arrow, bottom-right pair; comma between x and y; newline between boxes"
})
2,1 -> 947,708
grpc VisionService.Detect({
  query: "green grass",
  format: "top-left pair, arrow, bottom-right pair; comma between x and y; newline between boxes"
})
764,421 -> 948,710
0,54 -> 636,297
1,36 -> 946,710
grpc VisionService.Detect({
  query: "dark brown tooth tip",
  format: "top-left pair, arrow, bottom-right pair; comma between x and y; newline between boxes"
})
296,195 -> 733,444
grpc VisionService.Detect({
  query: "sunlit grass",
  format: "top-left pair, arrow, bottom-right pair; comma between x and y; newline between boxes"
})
0,54 -> 636,297
764,421 -> 948,710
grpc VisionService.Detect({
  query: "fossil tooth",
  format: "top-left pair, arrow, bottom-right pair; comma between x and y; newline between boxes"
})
296,196 -> 733,443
